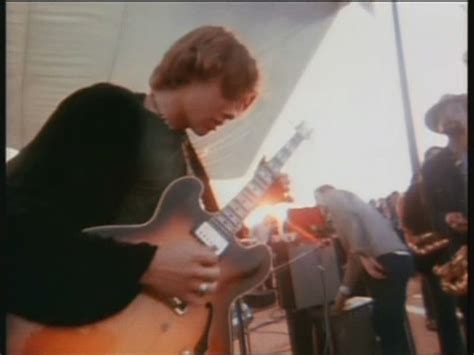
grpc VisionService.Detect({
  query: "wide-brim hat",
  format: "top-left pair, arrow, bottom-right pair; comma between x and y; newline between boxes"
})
424,93 -> 467,133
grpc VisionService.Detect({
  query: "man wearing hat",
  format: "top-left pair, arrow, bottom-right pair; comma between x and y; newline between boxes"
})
420,93 -> 467,355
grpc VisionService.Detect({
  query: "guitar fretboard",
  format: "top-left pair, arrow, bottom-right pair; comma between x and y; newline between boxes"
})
209,132 -> 306,236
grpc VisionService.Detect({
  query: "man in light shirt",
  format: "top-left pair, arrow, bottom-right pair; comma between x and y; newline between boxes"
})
314,185 -> 414,355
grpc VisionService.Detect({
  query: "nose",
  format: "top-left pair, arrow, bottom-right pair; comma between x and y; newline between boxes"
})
212,117 -> 224,126
222,113 -> 236,121
214,114 -> 232,126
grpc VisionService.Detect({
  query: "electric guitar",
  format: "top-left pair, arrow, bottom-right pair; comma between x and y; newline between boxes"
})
7,122 -> 313,355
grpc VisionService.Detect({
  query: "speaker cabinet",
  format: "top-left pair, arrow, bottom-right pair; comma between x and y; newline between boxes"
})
273,240 -> 341,311
310,297 -> 381,355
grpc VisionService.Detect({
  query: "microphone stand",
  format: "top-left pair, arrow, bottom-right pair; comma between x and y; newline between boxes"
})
235,298 -> 250,354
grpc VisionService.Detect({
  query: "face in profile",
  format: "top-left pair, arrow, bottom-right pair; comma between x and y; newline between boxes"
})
174,79 -> 254,136
437,101 -> 467,136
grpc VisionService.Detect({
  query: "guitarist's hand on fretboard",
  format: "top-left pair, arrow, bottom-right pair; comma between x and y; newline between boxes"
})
259,161 -> 293,205
140,240 -> 220,305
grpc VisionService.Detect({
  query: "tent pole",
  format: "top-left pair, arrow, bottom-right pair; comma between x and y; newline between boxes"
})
391,1 -> 420,175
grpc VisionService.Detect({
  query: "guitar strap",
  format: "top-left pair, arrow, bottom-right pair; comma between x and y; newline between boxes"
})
182,137 -> 220,213
183,136 -> 249,239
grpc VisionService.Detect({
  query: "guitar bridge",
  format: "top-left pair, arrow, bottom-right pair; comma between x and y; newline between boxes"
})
194,222 -> 229,256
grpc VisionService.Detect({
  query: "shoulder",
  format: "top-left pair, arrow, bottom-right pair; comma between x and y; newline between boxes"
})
50,82 -> 144,129
325,189 -> 345,200
32,83 -> 144,146
328,190 -> 358,205
323,190 -> 352,212
79,82 -> 135,97
421,147 -> 452,173
61,82 -> 138,107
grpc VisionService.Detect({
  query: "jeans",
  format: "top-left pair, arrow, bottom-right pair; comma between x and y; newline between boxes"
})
365,252 -> 414,355
425,271 -> 466,355
420,273 -> 436,321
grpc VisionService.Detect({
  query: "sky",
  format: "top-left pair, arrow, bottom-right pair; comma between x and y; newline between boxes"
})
211,2 -> 467,227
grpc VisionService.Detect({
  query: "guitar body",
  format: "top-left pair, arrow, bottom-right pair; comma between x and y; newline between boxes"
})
7,177 -> 273,354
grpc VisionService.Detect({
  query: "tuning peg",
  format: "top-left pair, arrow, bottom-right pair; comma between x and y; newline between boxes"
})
295,121 -> 314,139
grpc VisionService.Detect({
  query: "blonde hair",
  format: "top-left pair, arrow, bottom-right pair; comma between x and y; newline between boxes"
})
150,26 -> 260,102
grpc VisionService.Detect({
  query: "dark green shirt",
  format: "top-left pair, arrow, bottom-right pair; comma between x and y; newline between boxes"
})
114,92 -> 188,224
7,83 -> 188,325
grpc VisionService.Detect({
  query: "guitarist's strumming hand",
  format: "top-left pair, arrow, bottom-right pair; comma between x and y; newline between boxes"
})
140,240 -> 220,305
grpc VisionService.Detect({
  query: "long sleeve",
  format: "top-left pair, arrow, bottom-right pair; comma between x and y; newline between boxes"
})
7,83 -> 158,325
7,209 -> 157,325
333,227 -> 363,292
327,207 -> 372,256
421,152 -> 460,235
322,190 -> 406,258
420,149 -> 466,258
341,252 -> 363,292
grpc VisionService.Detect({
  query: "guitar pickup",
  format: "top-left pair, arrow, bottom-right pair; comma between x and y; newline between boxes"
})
194,222 -> 229,256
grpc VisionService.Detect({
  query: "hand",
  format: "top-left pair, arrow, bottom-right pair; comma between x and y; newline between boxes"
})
259,158 -> 293,204
360,255 -> 387,279
445,212 -> 467,234
333,292 -> 348,313
140,240 -> 220,305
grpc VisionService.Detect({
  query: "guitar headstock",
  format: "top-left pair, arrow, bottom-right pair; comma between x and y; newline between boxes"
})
295,121 -> 313,140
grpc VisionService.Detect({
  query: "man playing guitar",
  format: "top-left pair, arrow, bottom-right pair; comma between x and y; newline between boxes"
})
7,25 -> 290,353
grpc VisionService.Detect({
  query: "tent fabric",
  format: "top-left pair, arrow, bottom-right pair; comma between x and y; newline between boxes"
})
6,147 -> 19,162
6,2 -> 343,179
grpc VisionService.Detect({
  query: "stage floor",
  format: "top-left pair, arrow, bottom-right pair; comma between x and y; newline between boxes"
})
233,275 -> 464,354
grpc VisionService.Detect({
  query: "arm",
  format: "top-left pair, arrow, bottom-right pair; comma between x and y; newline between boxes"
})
8,84 -> 221,325
340,251 -> 363,293
7,84 -> 156,325
7,209 -> 157,325
420,156 -> 464,236
333,250 -> 362,312
323,191 -> 373,256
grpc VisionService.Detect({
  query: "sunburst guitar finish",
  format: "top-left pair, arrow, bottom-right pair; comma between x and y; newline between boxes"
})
7,121 -> 313,354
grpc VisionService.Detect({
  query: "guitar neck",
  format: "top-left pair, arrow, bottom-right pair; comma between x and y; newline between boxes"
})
209,131 -> 307,235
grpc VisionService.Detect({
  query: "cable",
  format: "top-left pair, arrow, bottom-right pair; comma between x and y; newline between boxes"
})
316,249 -> 334,355
235,299 -> 249,355
251,330 -> 290,336
270,244 -> 322,276
248,315 -> 288,332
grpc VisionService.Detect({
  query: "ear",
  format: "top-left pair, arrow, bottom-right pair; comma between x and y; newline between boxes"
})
241,92 -> 257,111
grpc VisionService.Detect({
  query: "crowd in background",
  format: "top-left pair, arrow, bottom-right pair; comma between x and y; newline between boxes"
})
248,92 -> 467,355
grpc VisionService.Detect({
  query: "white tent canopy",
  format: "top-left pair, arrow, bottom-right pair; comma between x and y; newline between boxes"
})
6,2 -> 343,178
6,2 -> 467,210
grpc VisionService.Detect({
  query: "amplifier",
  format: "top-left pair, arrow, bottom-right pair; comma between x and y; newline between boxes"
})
286,206 -> 330,239
310,297 -> 381,355
273,239 -> 341,311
